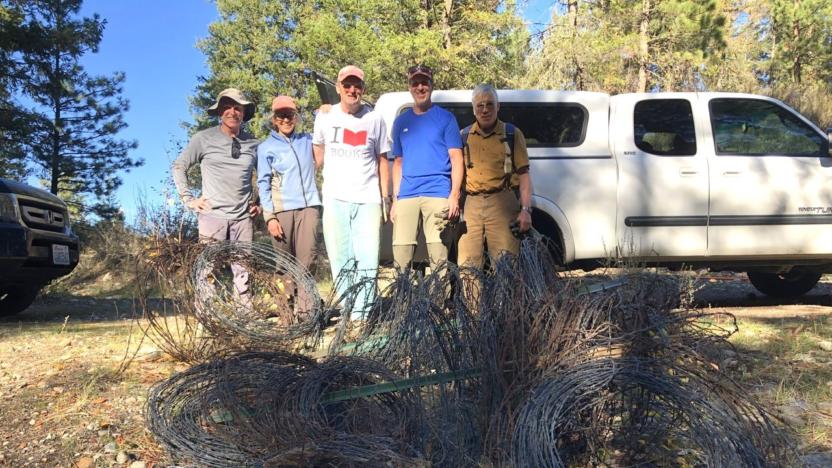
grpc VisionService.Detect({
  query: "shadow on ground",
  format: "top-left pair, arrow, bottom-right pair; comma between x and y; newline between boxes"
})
6,272 -> 832,326
694,278 -> 832,309
0,294 -> 168,325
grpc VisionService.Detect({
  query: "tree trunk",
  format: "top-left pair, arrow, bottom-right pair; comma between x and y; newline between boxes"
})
50,8 -> 63,195
637,0 -> 651,92
568,0 -> 584,90
441,0 -> 453,49
421,0 -> 432,28
791,0 -> 801,83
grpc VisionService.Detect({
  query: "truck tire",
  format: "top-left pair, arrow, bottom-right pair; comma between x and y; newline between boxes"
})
530,209 -> 564,266
747,270 -> 822,298
0,286 -> 40,316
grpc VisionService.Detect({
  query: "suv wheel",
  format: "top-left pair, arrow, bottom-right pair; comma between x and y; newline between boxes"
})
0,286 -> 41,316
747,270 -> 822,298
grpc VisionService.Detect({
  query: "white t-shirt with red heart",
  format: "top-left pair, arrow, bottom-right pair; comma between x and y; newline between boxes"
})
313,104 -> 390,204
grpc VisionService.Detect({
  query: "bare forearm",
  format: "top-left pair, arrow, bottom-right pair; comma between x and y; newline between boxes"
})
378,154 -> 390,198
449,149 -> 463,199
519,173 -> 532,207
392,157 -> 402,198
313,144 -> 324,169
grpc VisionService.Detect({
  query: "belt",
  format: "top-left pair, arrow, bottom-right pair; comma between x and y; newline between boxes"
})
466,187 -> 510,196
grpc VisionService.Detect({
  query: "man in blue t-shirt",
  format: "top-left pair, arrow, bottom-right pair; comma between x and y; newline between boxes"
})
390,65 -> 463,270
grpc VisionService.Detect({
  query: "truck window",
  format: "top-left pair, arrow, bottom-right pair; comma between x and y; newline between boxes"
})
633,99 -> 697,156
399,103 -> 588,148
709,98 -> 824,157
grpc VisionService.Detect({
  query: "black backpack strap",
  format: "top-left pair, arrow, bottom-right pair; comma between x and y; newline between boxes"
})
505,122 -> 515,159
462,124 -> 473,168
501,123 -> 517,188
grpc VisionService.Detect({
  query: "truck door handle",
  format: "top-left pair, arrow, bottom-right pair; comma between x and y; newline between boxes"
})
722,171 -> 741,176
679,170 -> 698,176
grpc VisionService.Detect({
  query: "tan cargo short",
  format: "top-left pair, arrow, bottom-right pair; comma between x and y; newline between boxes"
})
392,196 -> 447,245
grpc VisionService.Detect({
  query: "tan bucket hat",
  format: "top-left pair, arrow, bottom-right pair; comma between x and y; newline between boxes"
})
207,88 -> 256,122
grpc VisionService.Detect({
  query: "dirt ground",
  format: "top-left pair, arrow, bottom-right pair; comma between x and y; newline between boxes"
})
1,272 -> 831,466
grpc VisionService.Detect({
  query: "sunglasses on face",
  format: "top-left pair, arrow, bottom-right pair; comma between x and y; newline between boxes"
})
409,79 -> 431,88
340,81 -> 364,91
231,137 -> 241,159
273,111 -> 296,120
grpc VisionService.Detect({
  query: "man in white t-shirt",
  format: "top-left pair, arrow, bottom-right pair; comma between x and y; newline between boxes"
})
313,65 -> 390,319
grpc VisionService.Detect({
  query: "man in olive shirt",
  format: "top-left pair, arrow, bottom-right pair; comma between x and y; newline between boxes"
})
172,88 -> 261,298
457,84 -> 532,269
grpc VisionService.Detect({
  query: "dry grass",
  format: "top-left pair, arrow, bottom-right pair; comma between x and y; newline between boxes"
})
729,315 -> 832,452
0,299 -> 179,467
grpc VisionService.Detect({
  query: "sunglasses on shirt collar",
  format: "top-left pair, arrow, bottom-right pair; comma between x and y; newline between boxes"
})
231,137 -> 241,159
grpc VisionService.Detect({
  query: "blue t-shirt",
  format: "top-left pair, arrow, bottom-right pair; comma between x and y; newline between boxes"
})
391,105 -> 462,199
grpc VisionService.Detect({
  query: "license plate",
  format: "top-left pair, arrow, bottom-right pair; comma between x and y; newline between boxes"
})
52,244 -> 70,265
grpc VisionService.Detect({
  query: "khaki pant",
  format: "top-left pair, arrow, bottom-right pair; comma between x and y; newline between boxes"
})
392,196 -> 448,268
457,190 -> 520,269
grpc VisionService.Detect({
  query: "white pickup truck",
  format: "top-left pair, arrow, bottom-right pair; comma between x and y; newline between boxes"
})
371,90 -> 832,297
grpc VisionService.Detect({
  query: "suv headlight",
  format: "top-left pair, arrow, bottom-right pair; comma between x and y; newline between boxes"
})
0,193 -> 19,223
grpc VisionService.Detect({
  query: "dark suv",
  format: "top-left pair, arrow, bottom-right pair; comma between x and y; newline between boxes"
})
0,179 -> 79,315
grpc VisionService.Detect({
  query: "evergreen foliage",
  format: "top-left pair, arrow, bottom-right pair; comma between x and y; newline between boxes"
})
525,0 -> 832,128
0,1 -> 30,179
0,0 -> 141,219
192,0 -> 529,138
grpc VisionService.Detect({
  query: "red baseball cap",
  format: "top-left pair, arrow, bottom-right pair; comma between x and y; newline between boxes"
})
337,65 -> 365,82
271,95 -> 297,112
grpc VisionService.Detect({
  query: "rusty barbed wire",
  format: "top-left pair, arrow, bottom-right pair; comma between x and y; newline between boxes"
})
144,234 -> 795,467
191,241 -> 326,343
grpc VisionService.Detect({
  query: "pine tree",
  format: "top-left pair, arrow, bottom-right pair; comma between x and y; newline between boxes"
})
18,0 -> 140,218
192,0 -> 529,138
0,1 -> 31,179
768,0 -> 832,85
525,0 -> 726,92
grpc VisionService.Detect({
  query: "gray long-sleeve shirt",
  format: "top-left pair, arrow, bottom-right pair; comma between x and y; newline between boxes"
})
172,126 -> 259,220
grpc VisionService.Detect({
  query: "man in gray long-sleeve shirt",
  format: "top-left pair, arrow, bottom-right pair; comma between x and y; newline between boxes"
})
172,88 -> 261,298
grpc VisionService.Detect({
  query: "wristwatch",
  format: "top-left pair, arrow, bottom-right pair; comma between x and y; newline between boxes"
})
521,206 -> 532,213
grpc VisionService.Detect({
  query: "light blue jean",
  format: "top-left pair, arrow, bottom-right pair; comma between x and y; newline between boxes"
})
322,198 -> 381,319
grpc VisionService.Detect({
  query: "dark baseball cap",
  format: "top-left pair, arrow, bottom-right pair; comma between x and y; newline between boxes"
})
407,64 -> 433,81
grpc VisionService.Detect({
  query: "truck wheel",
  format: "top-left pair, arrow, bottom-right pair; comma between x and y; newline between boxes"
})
530,209 -> 564,266
0,287 -> 40,316
747,270 -> 822,298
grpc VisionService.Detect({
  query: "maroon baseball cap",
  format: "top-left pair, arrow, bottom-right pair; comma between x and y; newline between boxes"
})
407,64 -> 433,81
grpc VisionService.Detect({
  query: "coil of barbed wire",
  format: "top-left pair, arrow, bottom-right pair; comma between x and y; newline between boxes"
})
147,352 -> 431,467
146,353 -> 313,467
192,241 -> 327,344
511,356 -> 792,468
